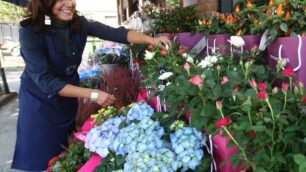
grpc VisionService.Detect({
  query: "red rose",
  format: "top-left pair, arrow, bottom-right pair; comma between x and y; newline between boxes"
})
147,44 -> 153,50
215,117 -> 231,128
282,68 -> 294,77
257,82 -> 267,91
304,96 -> 306,104
257,90 -> 268,100
247,130 -> 256,139
160,49 -> 167,55
178,47 -> 187,54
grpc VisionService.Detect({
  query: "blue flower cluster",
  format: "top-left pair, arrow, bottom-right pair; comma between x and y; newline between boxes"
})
85,116 -> 125,158
126,102 -> 154,122
79,68 -> 100,79
124,148 -> 178,172
170,127 -> 206,171
111,118 -> 165,155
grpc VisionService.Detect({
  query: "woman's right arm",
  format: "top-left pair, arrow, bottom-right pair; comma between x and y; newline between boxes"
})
20,28 -> 115,106
2,0 -> 28,7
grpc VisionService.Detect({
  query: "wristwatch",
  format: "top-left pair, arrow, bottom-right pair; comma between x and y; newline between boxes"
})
90,89 -> 99,102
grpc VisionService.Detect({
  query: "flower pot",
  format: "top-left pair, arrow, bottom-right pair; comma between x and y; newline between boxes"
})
241,35 -> 261,55
267,35 -> 306,85
205,34 -> 231,56
177,32 -> 204,49
212,133 -> 245,172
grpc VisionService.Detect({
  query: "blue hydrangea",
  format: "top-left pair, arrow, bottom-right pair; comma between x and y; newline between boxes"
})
126,102 -> 154,122
170,127 -> 206,171
123,148 -> 178,172
111,118 -> 165,155
85,116 -> 125,157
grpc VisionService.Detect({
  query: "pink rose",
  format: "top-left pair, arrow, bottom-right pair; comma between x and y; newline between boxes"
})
221,76 -> 229,85
215,117 -> 231,128
160,49 -> 167,55
282,68 -> 294,77
257,90 -> 268,100
282,83 -> 288,93
249,79 -> 257,88
189,75 -> 203,86
184,62 -> 190,70
257,82 -> 267,91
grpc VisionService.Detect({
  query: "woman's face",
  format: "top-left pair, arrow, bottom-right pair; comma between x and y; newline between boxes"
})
52,0 -> 76,21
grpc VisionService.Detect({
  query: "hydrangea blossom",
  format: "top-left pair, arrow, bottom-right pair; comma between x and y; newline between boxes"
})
111,119 -> 165,155
124,148 -> 178,172
85,116 -> 125,157
170,127 -> 206,171
126,102 -> 154,122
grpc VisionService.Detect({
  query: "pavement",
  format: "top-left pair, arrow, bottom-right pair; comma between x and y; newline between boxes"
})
0,53 -> 23,172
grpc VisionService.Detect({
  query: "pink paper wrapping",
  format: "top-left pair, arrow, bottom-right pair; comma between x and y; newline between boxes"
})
77,154 -> 102,172
81,117 -> 95,132
137,87 -> 160,112
267,35 -> 306,85
205,34 -> 231,56
212,133 -> 244,172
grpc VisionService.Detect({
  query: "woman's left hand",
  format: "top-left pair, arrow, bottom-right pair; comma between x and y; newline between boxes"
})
150,36 -> 172,49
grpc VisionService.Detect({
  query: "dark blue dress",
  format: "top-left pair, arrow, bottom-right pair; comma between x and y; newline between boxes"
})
11,17 -> 128,171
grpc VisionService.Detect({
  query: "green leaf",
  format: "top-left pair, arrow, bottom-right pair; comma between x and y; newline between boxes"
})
252,125 -> 266,132
280,23 -> 288,32
241,97 -> 252,112
293,154 -> 306,165
285,126 -> 301,132
299,162 -> 306,172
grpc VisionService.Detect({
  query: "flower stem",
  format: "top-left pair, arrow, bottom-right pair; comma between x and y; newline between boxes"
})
247,110 -> 252,127
283,92 -> 287,110
265,99 -> 276,169
266,99 -> 275,122
224,127 -> 252,166
289,77 -> 292,92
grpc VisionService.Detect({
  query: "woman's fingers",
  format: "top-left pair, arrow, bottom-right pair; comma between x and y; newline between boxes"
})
95,91 -> 117,107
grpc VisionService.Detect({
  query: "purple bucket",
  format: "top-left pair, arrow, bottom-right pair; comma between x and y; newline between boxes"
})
205,34 -> 231,56
242,35 -> 261,55
177,32 -> 204,49
267,35 -> 306,85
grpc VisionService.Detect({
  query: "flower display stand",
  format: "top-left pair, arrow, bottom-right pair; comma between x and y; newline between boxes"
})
205,34 -> 230,56
267,35 -> 306,85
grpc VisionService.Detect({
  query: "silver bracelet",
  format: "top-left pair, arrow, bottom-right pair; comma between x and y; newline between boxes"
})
90,89 -> 99,102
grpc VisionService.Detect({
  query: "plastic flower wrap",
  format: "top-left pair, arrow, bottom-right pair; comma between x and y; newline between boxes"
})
85,116 -> 125,157
126,102 -> 154,122
170,127 -> 206,171
111,118 -> 165,155
123,148 -> 178,172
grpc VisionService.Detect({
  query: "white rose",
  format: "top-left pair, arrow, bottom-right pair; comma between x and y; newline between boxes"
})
228,36 -> 245,47
158,72 -> 173,80
144,50 -> 155,60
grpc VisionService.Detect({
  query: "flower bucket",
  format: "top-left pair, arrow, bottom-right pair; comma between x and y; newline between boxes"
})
137,87 -> 167,112
212,133 -> 244,172
177,32 -> 204,49
242,35 -> 261,55
205,34 -> 231,56
267,35 -> 306,85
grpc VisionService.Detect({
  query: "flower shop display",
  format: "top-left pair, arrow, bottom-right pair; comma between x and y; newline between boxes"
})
90,106 -> 118,126
83,102 -> 210,172
47,142 -> 92,172
140,36 -> 306,171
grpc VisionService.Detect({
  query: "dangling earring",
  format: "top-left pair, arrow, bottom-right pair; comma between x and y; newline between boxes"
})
44,15 -> 51,25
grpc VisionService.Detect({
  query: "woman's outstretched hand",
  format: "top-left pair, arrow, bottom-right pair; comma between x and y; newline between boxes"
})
150,36 -> 172,49
95,90 -> 117,107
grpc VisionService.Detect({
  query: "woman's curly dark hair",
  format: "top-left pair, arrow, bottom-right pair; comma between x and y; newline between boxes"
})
20,0 -> 80,33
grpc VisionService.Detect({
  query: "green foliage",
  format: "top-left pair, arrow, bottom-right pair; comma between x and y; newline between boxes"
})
140,38 -> 306,171
0,1 -> 25,23
94,153 -> 126,172
47,142 -> 92,172
152,6 -> 199,33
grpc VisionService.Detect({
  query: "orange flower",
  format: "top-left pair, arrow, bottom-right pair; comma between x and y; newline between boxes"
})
285,12 -> 290,19
269,0 -> 274,6
235,6 -> 240,12
221,14 -> 226,20
246,1 -> 252,8
277,3 -> 283,16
